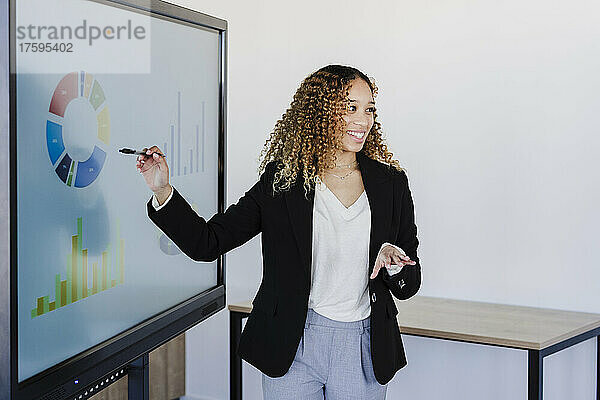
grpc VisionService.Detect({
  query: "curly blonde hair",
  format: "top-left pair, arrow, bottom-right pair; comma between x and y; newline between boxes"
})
257,64 -> 404,199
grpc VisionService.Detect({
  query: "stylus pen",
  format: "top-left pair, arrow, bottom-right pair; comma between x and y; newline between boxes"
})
119,148 -> 167,158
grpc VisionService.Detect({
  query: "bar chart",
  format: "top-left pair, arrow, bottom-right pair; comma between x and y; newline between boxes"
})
30,216 -> 125,318
164,91 -> 206,178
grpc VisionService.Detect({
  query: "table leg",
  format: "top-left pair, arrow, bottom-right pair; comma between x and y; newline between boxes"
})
230,311 -> 243,400
528,349 -> 543,400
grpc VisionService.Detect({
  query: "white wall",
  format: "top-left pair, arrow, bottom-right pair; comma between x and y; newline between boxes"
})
167,0 -> 600,398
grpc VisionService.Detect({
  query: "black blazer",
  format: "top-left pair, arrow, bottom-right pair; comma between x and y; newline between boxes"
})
147,149 -> 422,385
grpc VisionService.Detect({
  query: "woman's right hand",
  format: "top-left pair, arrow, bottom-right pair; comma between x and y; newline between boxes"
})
136,145 -> 171,199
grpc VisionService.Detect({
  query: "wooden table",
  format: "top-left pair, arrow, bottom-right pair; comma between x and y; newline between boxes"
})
229,296 -> 600,400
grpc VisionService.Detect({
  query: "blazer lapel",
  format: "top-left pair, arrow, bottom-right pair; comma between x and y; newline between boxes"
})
359,151 -> 394,277
284,150 -> 394,288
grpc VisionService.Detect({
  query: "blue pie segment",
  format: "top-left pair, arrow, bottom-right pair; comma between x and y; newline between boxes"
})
46,120 -> 65,165
74,146 -> 106,188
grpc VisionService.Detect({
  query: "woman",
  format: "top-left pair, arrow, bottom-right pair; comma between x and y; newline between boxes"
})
137,64 -> 421,399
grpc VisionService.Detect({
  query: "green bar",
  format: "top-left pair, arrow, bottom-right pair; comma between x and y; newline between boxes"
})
31,309 -> 36,318
61,280 -> 67,306
37,297 -> 44,316
72,235 -> 78,302
66,161 -> 74,186
55,274 -> 60,306
43,296 -> 49,314
77,217 -> 82,251
92,262 -> 98,294
67,252 -> 72,304
77,217 -> 83,300
82,249 -> 88,299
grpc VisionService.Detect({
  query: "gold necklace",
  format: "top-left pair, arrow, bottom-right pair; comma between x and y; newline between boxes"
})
321,160 -> 358,181
334,160 -> 358,168
326,169 -> 355,180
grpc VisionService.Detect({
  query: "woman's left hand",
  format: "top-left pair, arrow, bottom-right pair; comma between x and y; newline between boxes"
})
370,245 -> 416,279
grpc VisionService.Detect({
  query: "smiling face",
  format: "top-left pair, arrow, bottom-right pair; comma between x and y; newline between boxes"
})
338,78 -> 376,153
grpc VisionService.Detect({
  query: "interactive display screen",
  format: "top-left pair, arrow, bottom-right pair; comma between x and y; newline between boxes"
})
15,0 -> 221,381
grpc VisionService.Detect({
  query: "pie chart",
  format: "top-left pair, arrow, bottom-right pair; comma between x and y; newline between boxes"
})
46,71 -> 110,187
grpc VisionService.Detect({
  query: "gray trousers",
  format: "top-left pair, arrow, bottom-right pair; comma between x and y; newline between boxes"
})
262,308 -> 388,400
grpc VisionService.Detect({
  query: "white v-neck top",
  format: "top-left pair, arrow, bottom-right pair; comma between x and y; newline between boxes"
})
151,180 -> 406,322
307,177 -> 373,322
